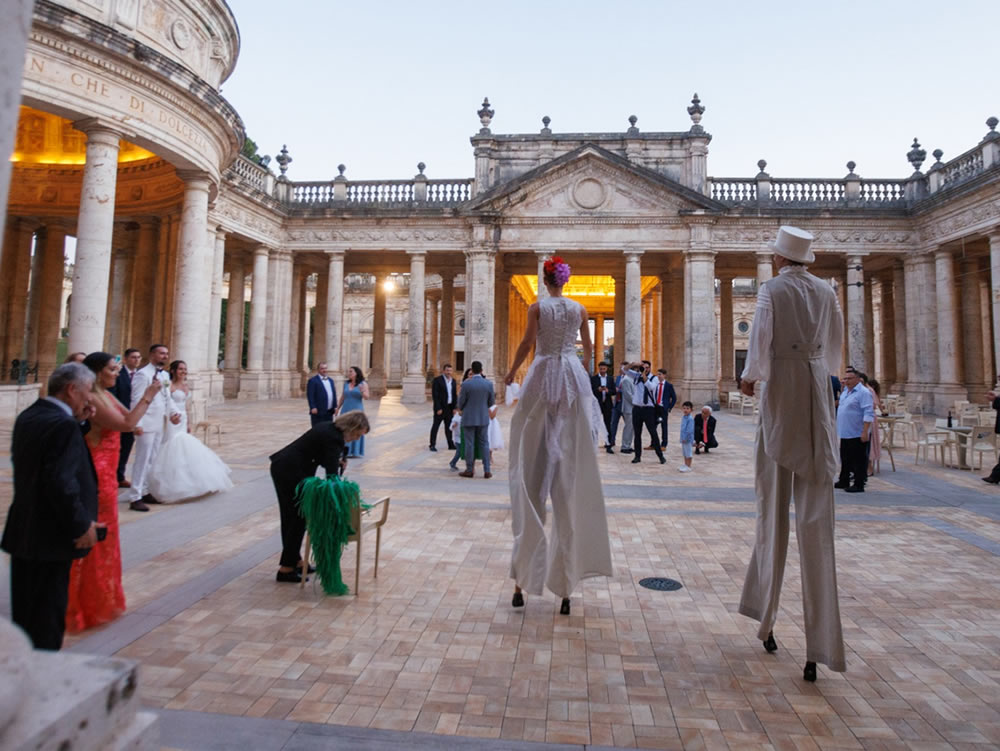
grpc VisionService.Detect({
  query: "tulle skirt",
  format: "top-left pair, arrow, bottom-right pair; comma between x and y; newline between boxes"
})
147,432 -> 234,503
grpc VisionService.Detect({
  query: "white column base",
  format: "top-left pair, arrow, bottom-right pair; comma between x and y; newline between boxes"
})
401,375 -> 428,403
0,384 -> 41,419
682,378 -> 720,410
237,371 -> 270,400
367,367 -> 388,398
223,369 -> 241,399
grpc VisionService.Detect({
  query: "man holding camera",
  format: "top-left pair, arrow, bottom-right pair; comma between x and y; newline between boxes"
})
629,361 -> 665,464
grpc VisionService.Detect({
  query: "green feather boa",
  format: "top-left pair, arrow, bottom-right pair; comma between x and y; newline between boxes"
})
295,475 -> 368,595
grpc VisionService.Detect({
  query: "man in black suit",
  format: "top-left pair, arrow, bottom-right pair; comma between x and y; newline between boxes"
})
111,347 -> 142,487
591,361 -> 617,454
983,388 -> 1000,484
651,368 -> 677,450
693,405 -> 719,454
306,362 -> 337,426
429,363 -> 457,451
1,363 -> 103,650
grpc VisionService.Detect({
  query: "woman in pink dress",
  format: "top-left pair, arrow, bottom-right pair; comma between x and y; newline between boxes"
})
65,352 -> 159,633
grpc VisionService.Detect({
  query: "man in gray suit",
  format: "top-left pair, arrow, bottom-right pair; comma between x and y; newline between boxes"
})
618,363 -> 638,453
457,360 -> 495,479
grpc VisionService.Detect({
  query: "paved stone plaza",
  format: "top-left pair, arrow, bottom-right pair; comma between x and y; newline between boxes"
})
3,395 -> 1000,750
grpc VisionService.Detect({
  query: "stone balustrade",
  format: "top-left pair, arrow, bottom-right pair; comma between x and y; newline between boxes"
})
939,147 -> 985,189
288,178 -> 472,206
229,154 -> 271,192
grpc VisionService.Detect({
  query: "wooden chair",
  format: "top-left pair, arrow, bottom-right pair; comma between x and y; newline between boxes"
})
194,421 -> 223,445
914,423 -> 953,466
301,495 -> 391,594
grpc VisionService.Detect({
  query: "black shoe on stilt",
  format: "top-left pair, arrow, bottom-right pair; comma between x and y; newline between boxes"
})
512,591 -> 524,608
560,598 -> 570,615
763,631 -> 777,653
803,661 -> 817,682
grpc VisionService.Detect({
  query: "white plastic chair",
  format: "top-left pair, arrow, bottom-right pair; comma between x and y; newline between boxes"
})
914,423 -> 953,466
970,431 -> 999,471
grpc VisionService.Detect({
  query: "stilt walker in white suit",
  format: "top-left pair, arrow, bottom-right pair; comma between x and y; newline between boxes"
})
126,344 -> 181,511
738,226 -> 847,681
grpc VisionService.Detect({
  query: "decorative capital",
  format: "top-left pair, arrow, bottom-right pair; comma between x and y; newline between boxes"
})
984,116 -> 1000,143
540,115 -> 551,135
907,137 -> 926,173
275,144 -> 292,177
687,93 -> 705,133
477,97 -> 494,134
627,114 -> 639,135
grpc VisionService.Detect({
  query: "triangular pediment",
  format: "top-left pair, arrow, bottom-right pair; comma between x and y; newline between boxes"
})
463,143 -> 724,218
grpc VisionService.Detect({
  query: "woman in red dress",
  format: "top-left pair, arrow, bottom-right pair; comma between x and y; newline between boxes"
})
65,352 -> 159,633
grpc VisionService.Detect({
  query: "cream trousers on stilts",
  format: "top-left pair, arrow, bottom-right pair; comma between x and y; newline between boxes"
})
739,428 -> 846,672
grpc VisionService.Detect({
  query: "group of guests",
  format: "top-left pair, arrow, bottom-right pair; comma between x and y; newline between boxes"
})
429,362 -> 503,477
593,360 -> 717,469
306,362 -> 369,457
2,344 -> 232,650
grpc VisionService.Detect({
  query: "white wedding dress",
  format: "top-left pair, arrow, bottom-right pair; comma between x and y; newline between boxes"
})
508,296 -> 612,598
147,389 -> 233,503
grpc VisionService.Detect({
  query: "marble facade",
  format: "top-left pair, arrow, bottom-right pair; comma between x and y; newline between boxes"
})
3,3 -> 1000,416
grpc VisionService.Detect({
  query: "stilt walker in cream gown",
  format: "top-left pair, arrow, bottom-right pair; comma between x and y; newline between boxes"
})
738,226 -> 847,681
504,256 -> 612,615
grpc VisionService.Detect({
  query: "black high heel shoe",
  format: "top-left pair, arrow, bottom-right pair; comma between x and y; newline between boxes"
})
803,661 -> 817,682
560,598 -> 570,615
763,631 -> 778,653
512,591 -> 524,607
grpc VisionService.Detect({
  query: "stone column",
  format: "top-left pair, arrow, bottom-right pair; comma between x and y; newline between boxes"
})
719,274 -> 735,392
105,245 -> 129,356
288,265 -> 303,383
402,250 -> 427,402
68,121 -> 123,354
494,271 -> 511,394
879,275 -> 897,387
428,298 -> 439,373
151,215 -> 173,343
207,228 -> 226,370
0,220 -> 34,367
24,230 -> 45,364
835,275 -> 848,369
296,270 -> 310,374
863,275 -> 875,375
311,267 -> 328,372
440,272 -> 455,368
892,262 -> 907,389
989,230 -> 1000,380
323,250 -> 345,379
613,276 -> 625,365
465,248 -> 496,377
961,258 -> 984,397
170,172 -> 213,372
845,254 -> 867,370
935,248 -> 966,408
665,271 -> 684,380
369,273 -> 388,396
982,277 -> 996,388
624,250 -> 643,362
223,254 -> 245,397
595,313 -> 605,369
0,0 -> 34,263
273,251 -> 295,394
904,253 -> 940,398
756,251 -> 773,288
684,247 -> 718,405
651,287 -> 661,367
246,246 -> 269,371
35,223 -> 67,377
535,250 -> 551,300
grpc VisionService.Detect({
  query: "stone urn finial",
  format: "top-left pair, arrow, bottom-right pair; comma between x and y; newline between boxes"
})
688,93 -> 705,132
541,115 -> 551,134
276,144 -> 292,177
756,159 -> 768,177
477,97 -> 494,133
627,114 -> 638,135
928,149 -> 944,172
907,138 -> 926,173
984,116 -> 999,142
337,164 -> 346,177
417,161 -> 426,175
846,161 -> 856,175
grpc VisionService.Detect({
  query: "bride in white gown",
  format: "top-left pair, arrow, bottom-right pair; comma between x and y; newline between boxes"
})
147,360 -> 233,503
504,256 -> 612,615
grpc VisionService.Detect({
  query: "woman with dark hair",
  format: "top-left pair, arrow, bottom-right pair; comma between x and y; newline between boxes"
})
146,360 -> 233,502
336,365 -> 370,458
504,256 -> 612,615
65,352 -> 160,633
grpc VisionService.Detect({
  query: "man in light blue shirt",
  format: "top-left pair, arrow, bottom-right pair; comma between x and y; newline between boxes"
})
835,370 -> 873,492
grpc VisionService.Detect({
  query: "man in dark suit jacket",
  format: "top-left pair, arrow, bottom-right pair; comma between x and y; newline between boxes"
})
111,347 -> 142,486
306,362 -> 338,426
457,360 -> 495,478
983,390 -> 1000,484
430,363 -> 457,451
269,413 -> 370,582
694,406 -> 719,454
1,363 -> 102,650
651,368 -> 677,449
590,361 -> 617,454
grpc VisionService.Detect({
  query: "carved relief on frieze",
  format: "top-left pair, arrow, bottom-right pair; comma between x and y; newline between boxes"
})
920,200 -> 1000,241
713,226 -> 913,246
286,227 -> 469,243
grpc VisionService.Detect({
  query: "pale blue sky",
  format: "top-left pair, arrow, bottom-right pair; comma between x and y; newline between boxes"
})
222,0 -> 993,182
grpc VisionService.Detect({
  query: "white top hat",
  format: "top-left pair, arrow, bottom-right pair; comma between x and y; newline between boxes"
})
770,225 -> 815,264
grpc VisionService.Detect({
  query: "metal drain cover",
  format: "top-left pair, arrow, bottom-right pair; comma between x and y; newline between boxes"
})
639,577 -> 683,592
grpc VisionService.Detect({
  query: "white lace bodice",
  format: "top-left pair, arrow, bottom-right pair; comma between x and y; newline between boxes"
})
167,388 -> 188,434
535,297 -> 582,358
